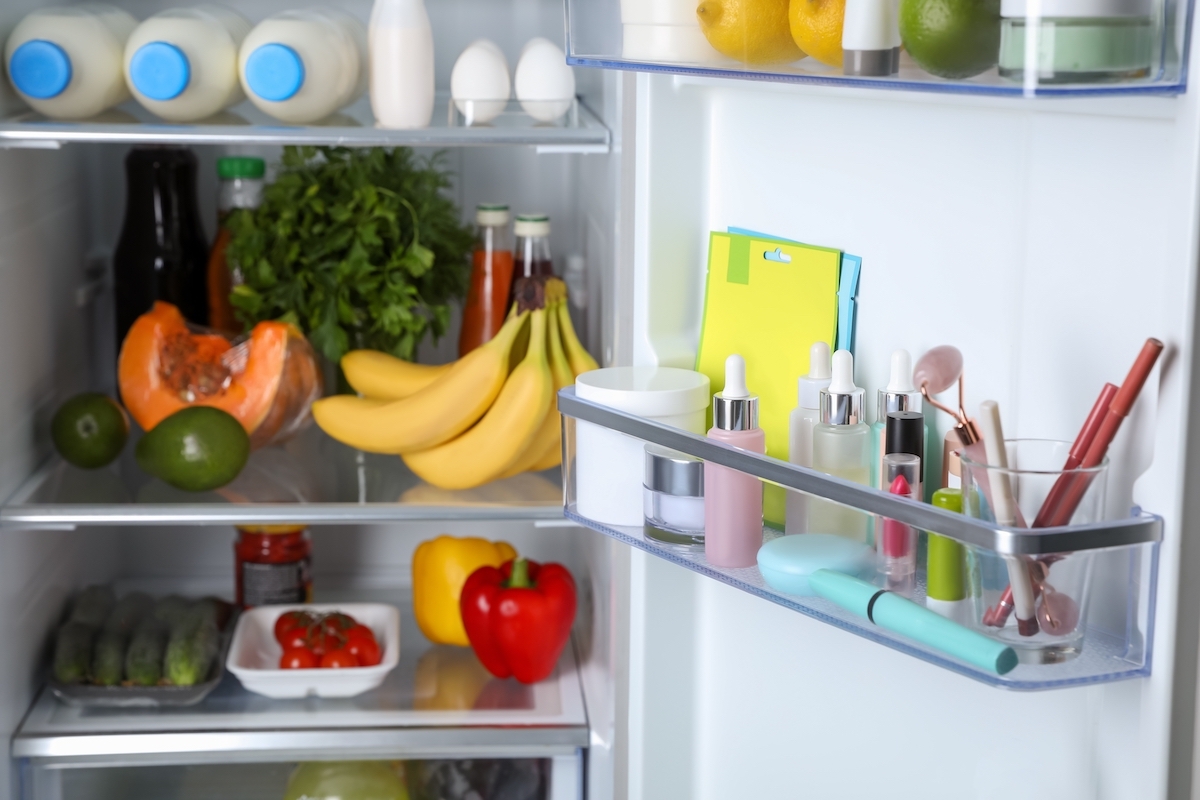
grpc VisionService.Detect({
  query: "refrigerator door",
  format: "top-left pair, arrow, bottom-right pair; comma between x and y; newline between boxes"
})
620,71 -> 1200,798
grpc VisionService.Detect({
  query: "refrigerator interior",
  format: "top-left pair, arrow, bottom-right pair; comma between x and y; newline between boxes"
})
0,0 -> 626,797
620,71 -> 1200,799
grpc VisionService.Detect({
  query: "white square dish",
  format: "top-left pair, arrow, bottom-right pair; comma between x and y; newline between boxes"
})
226,603 -> 400,699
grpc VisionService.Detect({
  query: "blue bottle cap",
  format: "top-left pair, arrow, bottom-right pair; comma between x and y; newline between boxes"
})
9,40 -> 72,100
129,42 -> 190,101
244,43 -> 304,102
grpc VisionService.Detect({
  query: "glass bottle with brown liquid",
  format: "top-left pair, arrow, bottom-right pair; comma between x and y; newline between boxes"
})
459,204 -> 514,356
113,147 -> 209,346
207,157 -> 265,334
508,213 -> 554,307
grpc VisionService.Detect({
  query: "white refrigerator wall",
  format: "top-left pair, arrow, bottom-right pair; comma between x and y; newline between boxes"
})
624,74 -> 1200,799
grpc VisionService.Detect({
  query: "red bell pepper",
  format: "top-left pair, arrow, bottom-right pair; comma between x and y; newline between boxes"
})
459,558 -> 576,684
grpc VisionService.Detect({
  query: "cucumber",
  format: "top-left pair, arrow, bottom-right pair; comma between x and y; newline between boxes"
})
53,622 -> 97,684
68,585 -> 115,628
90,630 -> 127,686
124,622 -> 167,686
164,601 -> 220,686
104,592 -> 152,634
152,595 -> 191,632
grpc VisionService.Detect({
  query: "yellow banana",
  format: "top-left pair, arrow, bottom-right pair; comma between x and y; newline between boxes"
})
403,309 -> 553,490
342,350 -> 453,400
557,301 -> 599,376
499,301 -> 573,478
313,311 -> 529,454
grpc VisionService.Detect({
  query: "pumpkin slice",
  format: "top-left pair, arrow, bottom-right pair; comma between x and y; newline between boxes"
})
119,302 -> 319,448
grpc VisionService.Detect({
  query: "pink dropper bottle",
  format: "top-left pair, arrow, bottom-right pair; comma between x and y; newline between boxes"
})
704,355 -> 766,568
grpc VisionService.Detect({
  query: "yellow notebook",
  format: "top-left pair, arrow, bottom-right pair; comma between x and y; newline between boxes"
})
695,233 -> 840,528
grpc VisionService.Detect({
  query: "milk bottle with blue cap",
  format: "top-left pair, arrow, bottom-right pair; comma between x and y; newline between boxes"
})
239,9 -> 367,124
124,4 -> 251,122
5,4 -> 137,120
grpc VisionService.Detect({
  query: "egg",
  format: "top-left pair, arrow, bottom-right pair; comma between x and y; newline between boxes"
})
514,38 -> 575,123
451,39 -> 511,124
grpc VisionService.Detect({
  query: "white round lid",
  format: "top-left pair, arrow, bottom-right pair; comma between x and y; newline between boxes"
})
515,213 -> 550,237
476,204 -> 509,226
576,367 -> 711,417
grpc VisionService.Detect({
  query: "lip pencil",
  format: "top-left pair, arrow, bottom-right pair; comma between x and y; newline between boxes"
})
978,400 -> 1039,636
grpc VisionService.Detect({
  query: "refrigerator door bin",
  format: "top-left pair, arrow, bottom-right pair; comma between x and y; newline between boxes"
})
559,386 -> 1161,690
564,0 -> 1190,95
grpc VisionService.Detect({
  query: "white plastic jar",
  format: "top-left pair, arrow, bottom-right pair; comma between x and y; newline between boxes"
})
239,9 -> 367,124
5,4 -> 137,120
574,367 -> 710,527
125,4 -> 251,122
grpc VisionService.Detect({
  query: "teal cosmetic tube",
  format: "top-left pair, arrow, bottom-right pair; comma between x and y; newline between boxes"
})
809,569 -> 1018,676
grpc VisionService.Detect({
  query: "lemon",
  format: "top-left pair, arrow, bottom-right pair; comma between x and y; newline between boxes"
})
697,0 -> 806,64
789,0 -> 845,67
900,0 -> 999,78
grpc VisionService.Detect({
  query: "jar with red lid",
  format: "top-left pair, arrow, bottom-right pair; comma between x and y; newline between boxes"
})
235,524 -> 313,609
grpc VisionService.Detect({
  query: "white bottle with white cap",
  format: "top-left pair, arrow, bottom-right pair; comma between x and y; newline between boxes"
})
239,9 -> 367,124
5,5 -> 137,120
810,350 -> 873,542
368,0 -> 435,129
785,341 -> 832,535
125,4 -> 251,122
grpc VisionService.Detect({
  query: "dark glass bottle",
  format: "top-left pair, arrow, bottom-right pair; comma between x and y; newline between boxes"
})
113,146 -> 210,346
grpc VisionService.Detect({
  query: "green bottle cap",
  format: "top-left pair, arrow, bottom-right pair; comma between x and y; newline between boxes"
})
218,156 -> 265,179
927,488 -> 966,602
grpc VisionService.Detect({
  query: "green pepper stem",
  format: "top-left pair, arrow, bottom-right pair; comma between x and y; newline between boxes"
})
508,558 -> 531,589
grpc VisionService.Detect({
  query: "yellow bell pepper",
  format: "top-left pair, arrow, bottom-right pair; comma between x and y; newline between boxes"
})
412,535 -> 516,645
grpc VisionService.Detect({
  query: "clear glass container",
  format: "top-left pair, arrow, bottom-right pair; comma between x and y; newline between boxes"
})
960,439 -> 1109,664
460,204 -> 514,356
643,443 -> 705,545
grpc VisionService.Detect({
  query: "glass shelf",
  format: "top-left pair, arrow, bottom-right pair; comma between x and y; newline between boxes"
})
558,387 -> 1161,690
13,594 -> 587,767
565,0 -> 1191,96
0,426 -> 563,528
0,95 -> 610,152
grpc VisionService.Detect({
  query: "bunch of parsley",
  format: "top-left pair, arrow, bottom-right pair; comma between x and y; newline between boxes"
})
226,146 -> 474,363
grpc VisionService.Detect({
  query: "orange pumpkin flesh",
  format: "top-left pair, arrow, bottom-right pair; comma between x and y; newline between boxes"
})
118,302 -> 316,447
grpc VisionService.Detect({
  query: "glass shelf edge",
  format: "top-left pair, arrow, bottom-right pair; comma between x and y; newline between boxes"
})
566,57 -> 1188,98
566,510 -> 1156,691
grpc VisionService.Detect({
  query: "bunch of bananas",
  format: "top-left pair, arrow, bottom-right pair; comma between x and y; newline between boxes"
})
312,278 -> 598,490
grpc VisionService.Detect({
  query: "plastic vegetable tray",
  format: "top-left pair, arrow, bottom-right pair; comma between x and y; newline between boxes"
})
49,619 -> 236,708
226,603 -> 401,699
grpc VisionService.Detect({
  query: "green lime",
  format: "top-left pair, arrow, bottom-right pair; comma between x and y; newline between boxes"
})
900,0 -> 1000,79
135,407 -> 250,492
52,393 -> 129,469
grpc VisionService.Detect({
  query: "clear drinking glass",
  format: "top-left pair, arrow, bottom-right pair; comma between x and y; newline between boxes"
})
959,439 -> 1108,665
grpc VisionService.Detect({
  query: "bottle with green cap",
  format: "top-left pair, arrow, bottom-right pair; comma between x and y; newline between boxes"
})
926,487 -> 972,625
208,156 -> 266,333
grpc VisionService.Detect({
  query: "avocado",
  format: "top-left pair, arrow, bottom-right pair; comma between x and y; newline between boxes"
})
52,393 -> 129,469
135,407 -> 250,492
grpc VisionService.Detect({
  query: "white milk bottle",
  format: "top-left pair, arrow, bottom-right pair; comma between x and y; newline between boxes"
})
369,0 -> 434,129
239,9 -> 367,124
5,5 -> 137,120
125,5 -> 251,122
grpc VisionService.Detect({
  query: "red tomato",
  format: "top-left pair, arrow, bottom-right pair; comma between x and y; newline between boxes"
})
320,612 -> 357,637
307,630 -> 335,657
279,647 -> 317,669
320,648 -> 359,668
280,628 -> 311,651
346,635 -> 381,667
345,624 -> 376,644
274,610 -> 315,643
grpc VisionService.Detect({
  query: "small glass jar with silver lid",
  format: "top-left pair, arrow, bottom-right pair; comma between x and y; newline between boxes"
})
643,443 -> 705,545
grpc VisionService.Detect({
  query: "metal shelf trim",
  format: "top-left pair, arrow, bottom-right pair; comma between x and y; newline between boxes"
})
558,387 -> 1163,555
